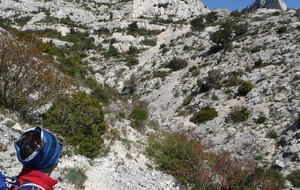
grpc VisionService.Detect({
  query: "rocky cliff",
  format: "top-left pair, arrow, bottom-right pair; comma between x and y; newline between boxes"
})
245,0 -> 287,12
0,0 -> 300,189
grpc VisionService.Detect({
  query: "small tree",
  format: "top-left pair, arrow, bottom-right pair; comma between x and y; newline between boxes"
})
0,32 -> 69,116
43,92 -> 107,158
190,16 -> 206,30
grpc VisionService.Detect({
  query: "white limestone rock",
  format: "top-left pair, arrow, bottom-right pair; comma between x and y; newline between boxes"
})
245,0 -> 287,12
132,0 -> 209,19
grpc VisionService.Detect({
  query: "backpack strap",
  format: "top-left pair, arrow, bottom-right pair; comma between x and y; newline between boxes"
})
18,183 -> 46,190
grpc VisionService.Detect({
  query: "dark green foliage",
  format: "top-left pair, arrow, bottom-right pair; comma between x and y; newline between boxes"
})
65,167 -> 87,189
153,71 -> 170,80
238,81 -> 254,96
126,56 -> 139,67
200,69 -> 223,92
223,76 -> 242,87
210,21 -> 234,51
228,106 -> 250,123
146,132 -> 285,190
266,130 -> 279,139
130,108 -> 148,121
251,45 -> 264,53
190,107 -> 218,124
287,170 -> 300,188
255,116 -> 267,124
234,23 -> 249,36
60,55 -> 87,78
295,9 -> 300,17
190,16 -> 206,30
206,12 -> 219,23
128,21 -> 139,32
127,46 -> 139,55
277,26 -> 287,34
141,38 -> 157,46
165,58 -> 188,71
91,84 -> 121,105
43,92 -> 107,158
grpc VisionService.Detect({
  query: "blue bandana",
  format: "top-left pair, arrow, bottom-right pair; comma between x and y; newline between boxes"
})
15,127 -> 62,173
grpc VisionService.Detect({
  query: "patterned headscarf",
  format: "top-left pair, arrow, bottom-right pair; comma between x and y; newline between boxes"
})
15,127 -> 62,173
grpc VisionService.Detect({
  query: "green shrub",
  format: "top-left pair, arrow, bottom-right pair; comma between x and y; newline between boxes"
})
130,108 -> 148,121
190,16 -> 206,30
266,130 -> 278,139
206,12 -> 219,23
65,167 -> 87,189
141,39 -> 157,46
287,170 -> 300,188
238,81 -> 254,96
251,45 -> 264,53
234,23 -> 248,36
190,107 -> 218,124
146,132 -> 285,190
91,84 -> 121,105
165,58 -> 188,71
277,26 -> 287,34
153,71 -> 170,80
255,116 -> 267,124
227,106 -> 250,123
210,21 -> 234,51
126,56 -> 139,67
43,92 -> 107,158
4,120 -> 15,128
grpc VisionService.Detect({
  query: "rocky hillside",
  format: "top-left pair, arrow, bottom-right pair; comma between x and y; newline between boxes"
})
0,0 -> 300,189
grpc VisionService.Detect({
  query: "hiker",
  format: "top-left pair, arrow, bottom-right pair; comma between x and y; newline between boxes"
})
11,127 -> 62,190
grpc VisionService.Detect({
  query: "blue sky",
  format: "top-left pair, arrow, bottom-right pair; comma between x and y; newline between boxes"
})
201,0 -> 300,10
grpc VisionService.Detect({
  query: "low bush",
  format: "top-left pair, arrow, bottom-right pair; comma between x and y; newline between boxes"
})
91,83 -> 121,105
147,132 -> 285,190
126,56 -> 139,67
0,32 -> 69,116
287,170 -> 300,188
227,106 -> 250,123
190,107 -> 218,124
129,101 -> 148,131
141,39 -> 157,46
234,23 -> 249,36
255,116 -> 267,124
153,71 -> 170,80
190,16 -> 206,30
251,45 -> 264,53
277,26 -> 287,34
206,12 -> 219,23
43,92 -> 107,158
130,108 -> 148,121
165,58 -> 188,71
238,81 -> 254,96
65,167 -> 87,189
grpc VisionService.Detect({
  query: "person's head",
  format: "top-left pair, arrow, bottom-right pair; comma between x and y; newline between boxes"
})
15,127 -> 62,175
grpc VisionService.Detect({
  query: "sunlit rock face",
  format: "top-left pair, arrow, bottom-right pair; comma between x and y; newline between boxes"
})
245,0 -> 287,12
132,0 -> 209,19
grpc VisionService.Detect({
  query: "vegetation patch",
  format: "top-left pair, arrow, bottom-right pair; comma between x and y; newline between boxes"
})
287,170 -> 300,188
227,106 -> 250,123
0,31 -> 69,117
165,58 -> 188,71
238,81 -> 254,96
65,167 -> 87,189
190,107 -> 218,124
43,92 -> 107,158
147,132 -> 285,190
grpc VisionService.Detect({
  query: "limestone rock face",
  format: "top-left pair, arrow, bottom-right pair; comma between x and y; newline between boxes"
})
245,0 -> 287,12
132,0 -> 209,19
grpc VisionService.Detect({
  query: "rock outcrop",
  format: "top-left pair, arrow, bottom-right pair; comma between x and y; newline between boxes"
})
245,0 -> 287,12
132,0 -> 209,19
